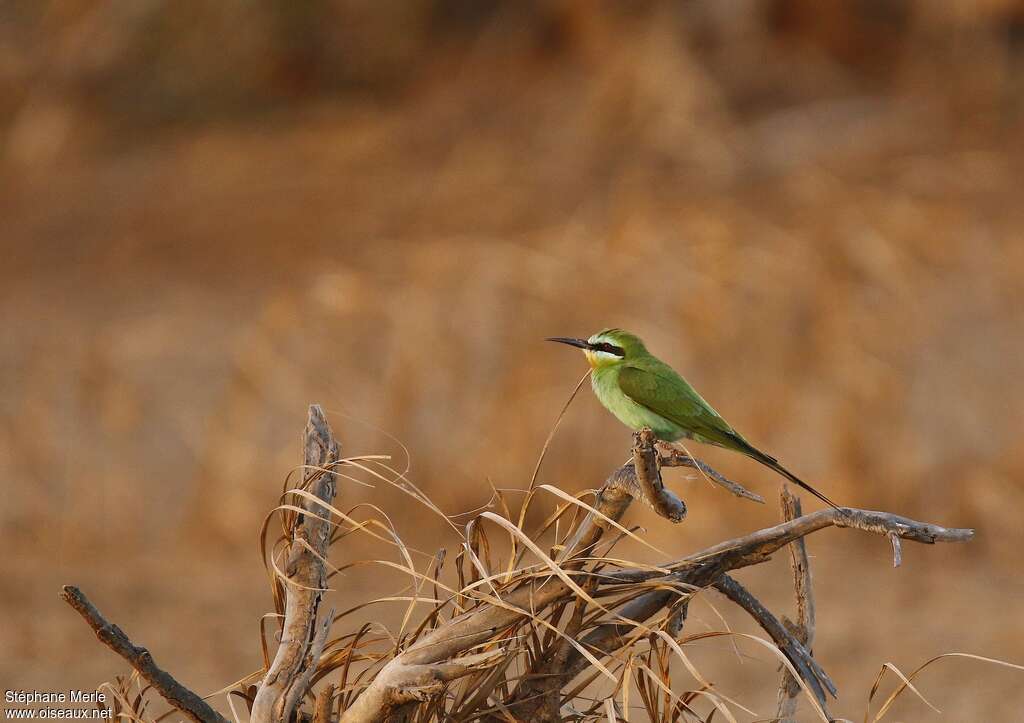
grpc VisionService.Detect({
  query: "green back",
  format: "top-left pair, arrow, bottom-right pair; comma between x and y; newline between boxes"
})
617,357 -> 749,451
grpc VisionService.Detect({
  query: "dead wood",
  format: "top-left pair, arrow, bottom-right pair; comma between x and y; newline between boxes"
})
59,586 -> 229,723
776,484 -> 815,721
62,411 -> 975,723
251,404 -> 341,723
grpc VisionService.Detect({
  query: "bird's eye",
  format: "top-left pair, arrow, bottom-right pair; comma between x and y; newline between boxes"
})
593,342 -> 625,357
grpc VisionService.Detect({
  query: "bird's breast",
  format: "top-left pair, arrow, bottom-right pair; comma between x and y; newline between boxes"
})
591,367 -> 684,441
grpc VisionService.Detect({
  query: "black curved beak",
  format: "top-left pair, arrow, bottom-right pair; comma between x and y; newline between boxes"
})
546,337 -> 591,350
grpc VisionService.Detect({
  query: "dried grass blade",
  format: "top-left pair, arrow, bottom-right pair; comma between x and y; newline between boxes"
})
633,661 -> 737,723
868,652 -> 1024,722
538,483 -> 671,558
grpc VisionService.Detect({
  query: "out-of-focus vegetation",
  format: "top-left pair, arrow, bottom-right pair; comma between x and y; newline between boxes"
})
3,1 -> 1023,719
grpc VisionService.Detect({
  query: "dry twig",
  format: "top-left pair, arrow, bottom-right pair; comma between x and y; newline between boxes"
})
59,586 -> 228,723
714,575 -> 835,716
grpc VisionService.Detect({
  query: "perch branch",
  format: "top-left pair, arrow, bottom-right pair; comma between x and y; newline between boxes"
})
560,431 -> 728,563
345,504 -> 970,722
251,405 -> 340,723
59,586 -> 228,723
606,507 -> 973,587
633,429 -> 686,522
60,398 -> 978,723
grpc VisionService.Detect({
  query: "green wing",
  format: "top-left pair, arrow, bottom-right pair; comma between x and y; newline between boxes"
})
617,364 -> 748,451
619,363 -> 842,509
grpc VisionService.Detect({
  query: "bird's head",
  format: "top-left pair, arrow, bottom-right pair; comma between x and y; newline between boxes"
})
546,328 -> 648,369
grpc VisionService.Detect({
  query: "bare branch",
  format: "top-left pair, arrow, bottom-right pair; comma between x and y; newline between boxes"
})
252,405 -> 341,723
674,507 -> 972,578
782,487 -> 815,641
776,485 -> 815,721
59,586 -> 228,723
714,575 -> 836,713
632,429 -> 686,522
658,443 -> 765,504
602,507 -> 971,591
559,437 -> 737,563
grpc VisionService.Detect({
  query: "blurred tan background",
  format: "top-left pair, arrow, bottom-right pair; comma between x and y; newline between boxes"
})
3,1 -> 1024,720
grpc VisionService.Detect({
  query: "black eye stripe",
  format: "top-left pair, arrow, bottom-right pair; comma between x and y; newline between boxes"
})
591,342 -> 625,356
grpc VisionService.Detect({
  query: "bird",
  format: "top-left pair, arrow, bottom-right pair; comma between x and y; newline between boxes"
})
547,328 -> 839,509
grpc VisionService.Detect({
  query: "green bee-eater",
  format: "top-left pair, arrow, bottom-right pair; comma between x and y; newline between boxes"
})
548,328 -> 839,509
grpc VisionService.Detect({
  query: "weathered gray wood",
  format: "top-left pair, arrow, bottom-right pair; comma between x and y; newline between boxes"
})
715,575 -> 835,717
60,586 -> 229,723
251,405 -> 340,723
776,484 -> 815,721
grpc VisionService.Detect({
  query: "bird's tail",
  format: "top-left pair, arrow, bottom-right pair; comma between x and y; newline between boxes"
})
741,444 -> 841,510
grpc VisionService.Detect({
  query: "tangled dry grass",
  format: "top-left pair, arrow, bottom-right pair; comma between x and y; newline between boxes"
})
61,405 -> 1014,723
